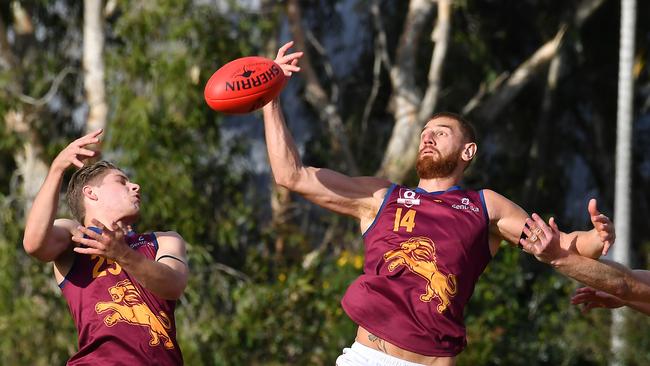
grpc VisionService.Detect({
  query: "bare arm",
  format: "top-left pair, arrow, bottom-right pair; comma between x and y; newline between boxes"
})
73,220 -> 188,300
23,130 -> 101,262
263,43 -> 390,230
522,215 -> 649,304
484,190 -> 614,258
571,272 -> 650,316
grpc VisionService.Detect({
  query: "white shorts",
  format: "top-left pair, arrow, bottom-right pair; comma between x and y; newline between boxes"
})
335,342 -> 426,366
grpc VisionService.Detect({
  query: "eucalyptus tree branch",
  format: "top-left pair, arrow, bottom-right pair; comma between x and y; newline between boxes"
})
305,29 -> 339,105
360,0 -> 391,147
377,0 -> 437,182
417,0 -> 451,122
463,0 -> 606,122
360,44 -> 383,148
286,0 -> 359,175
6,67 -> 75,107
370,0 -> 392,70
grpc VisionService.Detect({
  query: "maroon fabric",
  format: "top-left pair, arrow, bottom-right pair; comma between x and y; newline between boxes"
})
341,184 -> 491,357
60,231 -> 183,365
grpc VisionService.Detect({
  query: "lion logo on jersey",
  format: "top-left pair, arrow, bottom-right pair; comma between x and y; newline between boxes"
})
384,236 -> 457,313
95,279 -> 174,349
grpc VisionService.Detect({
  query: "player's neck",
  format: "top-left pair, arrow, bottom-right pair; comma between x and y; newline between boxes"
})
83,212 -> 136,229
417,175 -> 461,193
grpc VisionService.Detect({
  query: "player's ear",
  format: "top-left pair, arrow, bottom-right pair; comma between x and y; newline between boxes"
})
82,185 -> 98,201
462,142 -> 477,162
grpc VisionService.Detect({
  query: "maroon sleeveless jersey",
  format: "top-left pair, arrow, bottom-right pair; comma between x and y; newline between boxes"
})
60,230 -> 183,365
341,184 -> 491,356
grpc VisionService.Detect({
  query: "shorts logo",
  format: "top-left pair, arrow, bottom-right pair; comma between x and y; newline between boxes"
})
452,197 -> 480,213
397,189 -> 421,207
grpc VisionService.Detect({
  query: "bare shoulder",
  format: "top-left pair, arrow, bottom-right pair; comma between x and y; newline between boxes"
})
154,231 -> 186,246
362,177 -> 392,199
481,189 -> 525,221
53,218 -> 81,233
51,218 -> 81,247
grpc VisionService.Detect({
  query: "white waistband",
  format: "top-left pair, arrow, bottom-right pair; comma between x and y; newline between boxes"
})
336,342 -> 427,366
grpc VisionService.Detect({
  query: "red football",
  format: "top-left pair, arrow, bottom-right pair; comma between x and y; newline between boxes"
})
204,56 -> 287,114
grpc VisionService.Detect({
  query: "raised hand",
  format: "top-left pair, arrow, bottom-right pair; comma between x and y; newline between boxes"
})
571,286 -> 625,313
274,41 -> 303,77
588,198 -> 615,255
71,218 -> 132,263
52,129 -> 102,172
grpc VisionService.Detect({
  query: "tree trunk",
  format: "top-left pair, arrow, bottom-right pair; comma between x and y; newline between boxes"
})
610,0 -> 636,364
377,0 -> 451,183
286,0 -> 359,175
83,0 -> 107,135
2,4 -> 49,215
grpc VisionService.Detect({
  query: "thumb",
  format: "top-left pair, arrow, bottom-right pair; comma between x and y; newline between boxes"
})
549,217 -> 559,232
588,198 -> 601,219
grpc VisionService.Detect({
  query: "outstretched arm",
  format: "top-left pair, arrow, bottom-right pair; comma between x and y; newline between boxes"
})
522,215 -> 650,304
23,129 -> 102,262
571,276 -> 650,316
263,42 -> 390,230
72,220 -> 188,300
483,190 -> 614,258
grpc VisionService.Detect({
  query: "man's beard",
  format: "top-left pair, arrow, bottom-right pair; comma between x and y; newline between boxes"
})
416,149 -> 460,179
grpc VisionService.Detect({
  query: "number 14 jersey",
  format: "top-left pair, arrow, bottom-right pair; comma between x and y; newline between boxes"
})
341,184 -> 491,357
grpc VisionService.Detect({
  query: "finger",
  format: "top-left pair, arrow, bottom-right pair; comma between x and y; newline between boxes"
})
85,128 -> 103,138
602,242 -> 611,256
71,236 -> 106,250
71,158 -> 85,168
588,198 -> 600,218
115,221 -> 129,235
276,41 -> 294,59
90,219 -> 109,236
283,65 -> 301,73
549,217 -> 560,233
531,213 -> 549,233
127,225 -> 134,233
76,148 -> 97,157
77,226 -> 102,240
73,246 -> 103,256
574,287 -> 597,295
591,215 -> 610,224
571,293 -> 595,304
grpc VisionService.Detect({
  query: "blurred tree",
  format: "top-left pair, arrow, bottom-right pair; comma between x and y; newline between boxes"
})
0,0 -> 649,365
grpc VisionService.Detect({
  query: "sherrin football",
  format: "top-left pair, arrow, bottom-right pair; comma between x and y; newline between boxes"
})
204,56 -> 286,114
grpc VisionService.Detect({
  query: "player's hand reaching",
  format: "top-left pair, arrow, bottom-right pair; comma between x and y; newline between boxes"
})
51,129 -> 102,173
71,219 -> 133,263
274,41 -> 303,77
520,213 -> 565,264
571,286 -> 625,313
588,198 -> 615,255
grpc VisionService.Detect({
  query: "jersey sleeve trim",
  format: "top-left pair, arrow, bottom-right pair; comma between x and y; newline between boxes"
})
478,189 -> 489,223
362,183 -> 396,238
151,232 -> 160,252
58,254 -> 78,289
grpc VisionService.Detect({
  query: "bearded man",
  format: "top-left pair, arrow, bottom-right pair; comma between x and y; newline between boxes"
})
264,42 -> 615,366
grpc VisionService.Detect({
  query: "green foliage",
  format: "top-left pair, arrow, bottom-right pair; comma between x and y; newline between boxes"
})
460,245 -> 612,365
1,0 -> 649,365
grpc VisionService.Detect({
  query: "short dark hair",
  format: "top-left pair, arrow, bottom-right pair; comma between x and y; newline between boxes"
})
66,161 -> 121,222
429,112 -> 477,143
